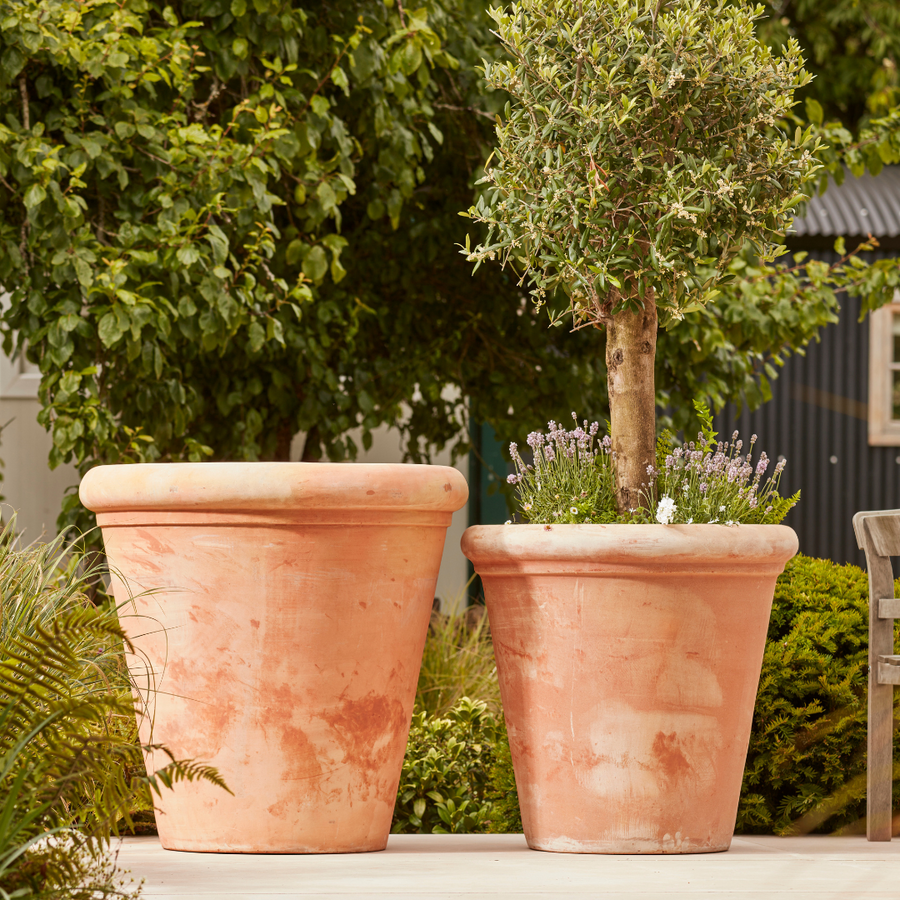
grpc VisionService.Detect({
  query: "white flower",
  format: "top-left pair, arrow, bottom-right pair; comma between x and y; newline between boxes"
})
570,506 -> 578,514
719,505 -> 726,512
524,502 -> 533,511
656,496 -> 677,525
504,520 -> 512,525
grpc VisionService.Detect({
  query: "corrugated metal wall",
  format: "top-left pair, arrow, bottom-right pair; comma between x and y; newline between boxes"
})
715,250 -> 900,567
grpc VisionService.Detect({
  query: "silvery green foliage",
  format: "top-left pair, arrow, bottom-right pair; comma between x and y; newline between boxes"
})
465,0 -> 821,326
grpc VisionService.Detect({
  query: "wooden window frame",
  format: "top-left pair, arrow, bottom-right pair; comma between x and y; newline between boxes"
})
869,295 -> 900,445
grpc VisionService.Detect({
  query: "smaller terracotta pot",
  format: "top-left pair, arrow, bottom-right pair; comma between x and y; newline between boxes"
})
461,523 -> 798,854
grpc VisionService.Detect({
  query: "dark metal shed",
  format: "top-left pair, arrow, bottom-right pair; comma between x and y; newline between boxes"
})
717,167 -> 900,566
791,168 -> 900,246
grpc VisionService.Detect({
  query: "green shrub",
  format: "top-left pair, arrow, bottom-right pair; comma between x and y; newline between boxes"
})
737,553 -> 900,835
483,715 -> 522,834
393,698 -> 503,834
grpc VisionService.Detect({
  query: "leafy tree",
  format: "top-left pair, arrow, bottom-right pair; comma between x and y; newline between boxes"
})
465,0 -> 830,509
0,0 -> 493,474
754,0 -> 900,127
0,0 -> 897,529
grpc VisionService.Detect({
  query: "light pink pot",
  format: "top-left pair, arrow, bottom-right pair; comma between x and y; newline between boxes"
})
80,462 -> 467,854
461,523 -> 798,854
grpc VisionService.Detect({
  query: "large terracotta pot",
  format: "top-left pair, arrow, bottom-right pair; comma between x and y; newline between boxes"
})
80,462 -> 467,853
461,523 -> 798,854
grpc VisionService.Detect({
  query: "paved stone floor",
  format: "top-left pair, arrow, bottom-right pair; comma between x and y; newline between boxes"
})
115,833 -> 900,899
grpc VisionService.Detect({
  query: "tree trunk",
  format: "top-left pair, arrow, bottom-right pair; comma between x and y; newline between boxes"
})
606,295 -> 657,515
272,421 -> 293,462
301,424 -> 322,462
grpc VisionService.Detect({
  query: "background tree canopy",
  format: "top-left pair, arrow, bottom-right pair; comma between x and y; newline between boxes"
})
0,0 -> 899,531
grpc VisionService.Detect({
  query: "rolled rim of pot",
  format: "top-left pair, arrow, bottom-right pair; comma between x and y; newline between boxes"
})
80,462 -> 468,514
461,523 -> 798,576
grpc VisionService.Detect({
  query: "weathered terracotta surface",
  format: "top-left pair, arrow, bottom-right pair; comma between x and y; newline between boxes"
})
80,463 -> 467,854
461,524 -> 798,854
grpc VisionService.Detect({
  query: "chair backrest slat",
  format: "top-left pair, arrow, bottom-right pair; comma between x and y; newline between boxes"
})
854,508 -> 899,842
854,509 -> 900,557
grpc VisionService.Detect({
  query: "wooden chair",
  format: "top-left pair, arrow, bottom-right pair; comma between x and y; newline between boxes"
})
853,510 -> 900,841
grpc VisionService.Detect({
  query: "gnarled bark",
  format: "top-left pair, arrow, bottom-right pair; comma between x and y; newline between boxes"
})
605,295 -> 657,515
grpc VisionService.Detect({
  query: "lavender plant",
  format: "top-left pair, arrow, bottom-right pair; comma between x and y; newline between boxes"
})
507,404 -> 797,526
646,402 -> 798,525
507,415 -> 620,524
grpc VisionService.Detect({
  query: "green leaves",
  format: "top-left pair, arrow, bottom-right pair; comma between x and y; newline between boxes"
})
466,0 -> 821,325
0,528 -> 228,897
0,0 -> 473,506
302,245 -> 328,283
22,183 -> 44,209
805,97 -> 824,127
392,698 -> 502,835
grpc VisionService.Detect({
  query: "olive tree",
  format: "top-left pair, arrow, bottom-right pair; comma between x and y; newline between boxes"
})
465,0 -> 821,512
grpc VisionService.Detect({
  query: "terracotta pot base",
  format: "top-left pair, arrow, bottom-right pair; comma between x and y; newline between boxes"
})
528,837 -> 729,854
461,523 -> 798,855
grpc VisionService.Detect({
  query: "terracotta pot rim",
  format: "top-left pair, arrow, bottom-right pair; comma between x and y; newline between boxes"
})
80,462 -> 468,513
461,522 -> 798,574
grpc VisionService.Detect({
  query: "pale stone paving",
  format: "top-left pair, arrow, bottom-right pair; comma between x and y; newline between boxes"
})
114,833 -> 900,898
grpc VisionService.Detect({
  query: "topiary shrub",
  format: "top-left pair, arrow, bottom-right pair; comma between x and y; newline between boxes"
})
736,553 -> 900,835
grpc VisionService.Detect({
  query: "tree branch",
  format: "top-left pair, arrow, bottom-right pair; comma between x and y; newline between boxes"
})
19,76 -> 29,131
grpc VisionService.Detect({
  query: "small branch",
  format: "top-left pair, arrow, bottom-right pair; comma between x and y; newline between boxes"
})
135,146 -> 178,169
19,76 -> 29,131
432,102 -> 496,122
193,77 -> 222,121
18,75 -> 30,273
397,0 -> 407,29
19,218 -> 28,273
297,38 -> 355,121
97,194 -> 108,246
